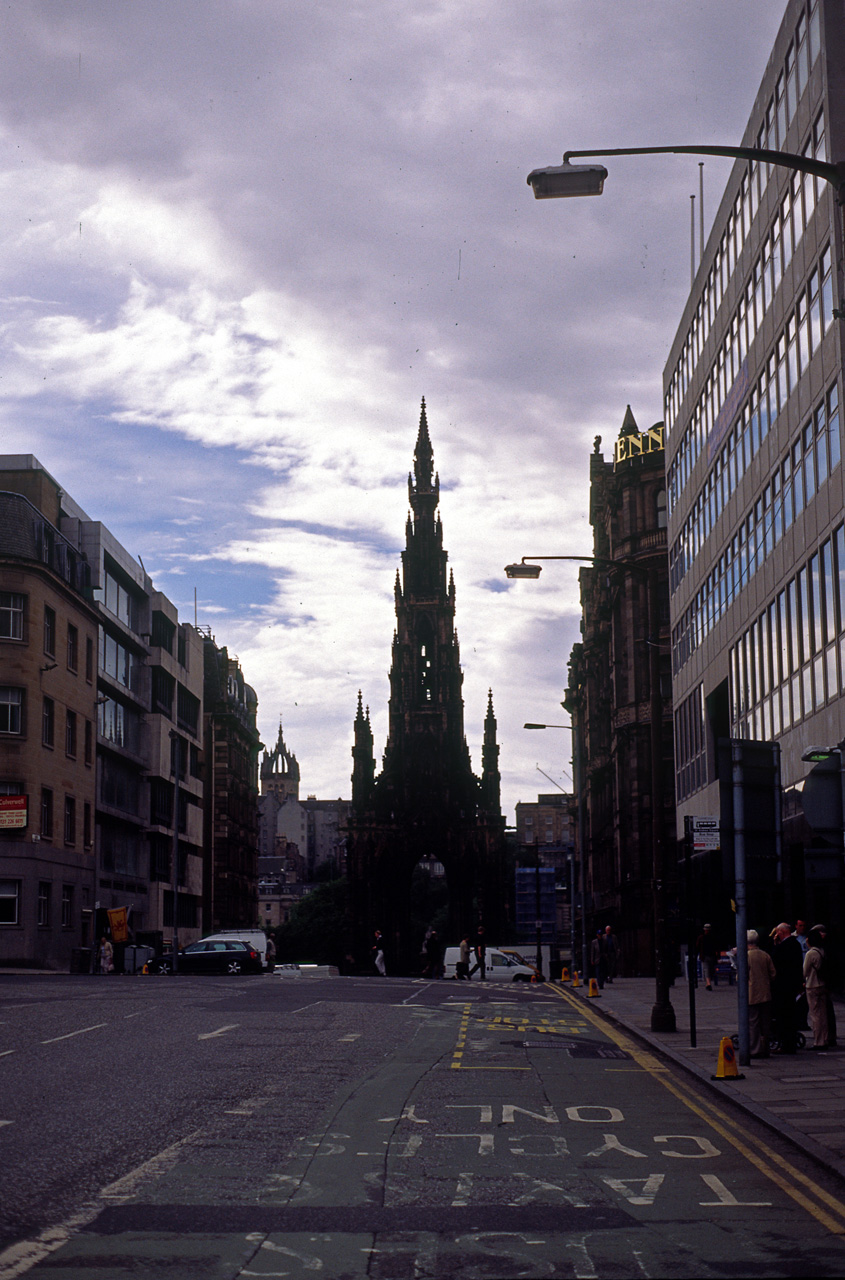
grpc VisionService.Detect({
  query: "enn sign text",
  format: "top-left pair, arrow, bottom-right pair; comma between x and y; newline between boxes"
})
614,425 -> 664,467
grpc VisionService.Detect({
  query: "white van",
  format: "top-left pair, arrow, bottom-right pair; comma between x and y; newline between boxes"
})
201,930 -> 273,970
442,946 -> 536,982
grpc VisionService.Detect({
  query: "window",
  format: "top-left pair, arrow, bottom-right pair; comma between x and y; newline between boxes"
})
42,697 -> 54,748
83,802 -> 92,849
0,593 -> 24,640
37,881 -> 51,928
43,606 -> 56,657
151,611 -> 176,654
0,880 -> 20,925
65,710 -> 77,759
41,787 -> 53,839
176,685 -> 200,736
0,688 -> 23,735
84,719 -> 93,766
85,636 -> 94,683
151,667 -> 175,717
64,796 -> 76,847
67,624 -> 78,672
61,885 -> 73,929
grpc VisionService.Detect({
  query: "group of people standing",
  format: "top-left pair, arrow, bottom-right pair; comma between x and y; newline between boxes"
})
746,919 -> 838,1057
588,926 -> 619,989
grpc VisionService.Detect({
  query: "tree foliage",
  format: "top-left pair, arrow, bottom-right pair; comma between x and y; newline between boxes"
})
274,878 -> 353,968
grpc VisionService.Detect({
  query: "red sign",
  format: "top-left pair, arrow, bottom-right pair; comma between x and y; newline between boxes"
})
0,796 -> 27,830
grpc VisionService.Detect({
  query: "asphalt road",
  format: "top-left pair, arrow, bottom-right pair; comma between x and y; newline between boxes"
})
1,972 -> 845,1278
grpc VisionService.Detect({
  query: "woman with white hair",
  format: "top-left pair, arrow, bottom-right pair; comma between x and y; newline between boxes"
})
747,929 -> 776,1059
803,926 -> 830,1049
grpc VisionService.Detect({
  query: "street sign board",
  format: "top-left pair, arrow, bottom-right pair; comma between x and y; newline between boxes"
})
691,816 -> 720,852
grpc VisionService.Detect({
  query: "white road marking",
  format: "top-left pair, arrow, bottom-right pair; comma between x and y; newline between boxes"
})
699,1173 -> 771,1207
0,1129 -> 203,1279
198,1024 -> 239,1040
0,1120 -> 12,1129
41,1023 -> 107,1044
338,1034 -> 361,1042
0,1050 -> 14,1058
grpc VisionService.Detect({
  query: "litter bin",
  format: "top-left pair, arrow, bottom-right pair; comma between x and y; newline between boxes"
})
70,947 -> 92,974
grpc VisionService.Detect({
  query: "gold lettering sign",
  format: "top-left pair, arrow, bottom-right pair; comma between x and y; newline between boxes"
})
615,425 -> 665,466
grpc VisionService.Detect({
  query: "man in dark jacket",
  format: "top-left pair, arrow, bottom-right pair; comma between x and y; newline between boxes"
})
771,922 -> 804,1053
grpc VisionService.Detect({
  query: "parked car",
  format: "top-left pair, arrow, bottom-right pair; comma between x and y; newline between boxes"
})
148,939 -> 263,976
442,945 -> 536,982
201,930 -> 274,970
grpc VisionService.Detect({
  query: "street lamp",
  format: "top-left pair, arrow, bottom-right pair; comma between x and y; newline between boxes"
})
507,553 -> 675,1033
527,145 -> 845,201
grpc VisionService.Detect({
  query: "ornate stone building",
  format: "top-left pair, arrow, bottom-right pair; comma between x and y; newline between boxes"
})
347,402 -> 506,972
564,409 -> 676,976
201,634 -> 261,933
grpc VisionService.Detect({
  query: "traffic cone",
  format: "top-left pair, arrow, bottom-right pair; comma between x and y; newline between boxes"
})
587,977 -> 600,998
571,970 -> 581,988
561,967 -> 570,983
530,973 -> 538,983
711,1035 -> 745,1080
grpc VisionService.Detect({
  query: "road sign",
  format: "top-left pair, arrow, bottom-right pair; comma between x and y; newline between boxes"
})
691,816 -> 720,852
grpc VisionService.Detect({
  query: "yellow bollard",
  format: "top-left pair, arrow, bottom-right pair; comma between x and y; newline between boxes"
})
711,1035 -> 745,1080
561,967 -> 570,983
571,970 -> 581,988
587,977 -> 600,998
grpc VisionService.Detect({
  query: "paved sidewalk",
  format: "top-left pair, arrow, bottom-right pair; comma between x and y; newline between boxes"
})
558,975 -> 845,1181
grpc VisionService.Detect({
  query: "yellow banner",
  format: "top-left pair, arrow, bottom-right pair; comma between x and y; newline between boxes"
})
107,907 -> 129,943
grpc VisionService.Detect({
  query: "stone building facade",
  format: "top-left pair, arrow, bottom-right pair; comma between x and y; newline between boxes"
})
0,478 -> 99,968
564,411 -> 675,976
202,634 -> 261,933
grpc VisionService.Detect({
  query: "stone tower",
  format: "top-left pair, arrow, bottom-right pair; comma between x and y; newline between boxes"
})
260,720 -> 300,802
348,401 -> 505,972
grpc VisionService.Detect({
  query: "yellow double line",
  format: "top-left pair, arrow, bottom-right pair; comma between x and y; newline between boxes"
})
546,982 -> 845,1235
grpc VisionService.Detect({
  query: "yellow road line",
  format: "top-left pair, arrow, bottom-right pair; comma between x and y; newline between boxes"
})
545,982 -> 845,1234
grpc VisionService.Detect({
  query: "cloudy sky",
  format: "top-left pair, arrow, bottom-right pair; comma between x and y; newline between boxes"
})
0,0 -> 784,820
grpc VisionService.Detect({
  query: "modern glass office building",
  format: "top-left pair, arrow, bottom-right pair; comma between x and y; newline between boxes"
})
665,0 -> 844,895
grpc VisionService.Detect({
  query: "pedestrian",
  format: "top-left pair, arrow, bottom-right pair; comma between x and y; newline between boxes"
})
372,929 -> 386,976
456,934 -> 471,980
791,919 -> 810,1029
590,930 -> 606,988
97,935 -> 114,975
424,929 -> 443,979
771,922 -> 803,1053
747,929 -> 776,1058
604,926 -> 618,982
792,919 -> 809,956
814,924 -> 839,1046
469,926 -> 487,981
696,923 -> 718,990
804,926 -> 830,1049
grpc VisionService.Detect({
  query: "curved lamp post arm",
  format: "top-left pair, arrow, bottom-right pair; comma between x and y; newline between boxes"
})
563,145 -> 845,195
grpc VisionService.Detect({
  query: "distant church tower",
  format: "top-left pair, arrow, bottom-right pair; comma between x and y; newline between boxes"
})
348,400 -> 505,972
260,720 -> 300,802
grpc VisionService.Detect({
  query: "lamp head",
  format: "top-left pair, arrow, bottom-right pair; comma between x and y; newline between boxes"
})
505,562 -> 542,579
527,161 -> 608,199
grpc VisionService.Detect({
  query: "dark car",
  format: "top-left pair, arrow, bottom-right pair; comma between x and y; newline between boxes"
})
148,939 -> 262,976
